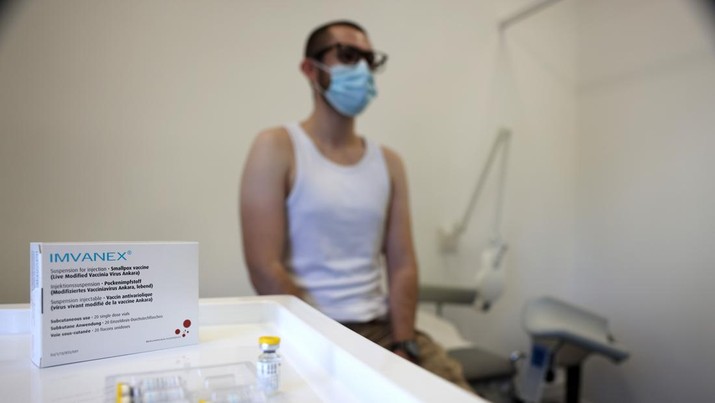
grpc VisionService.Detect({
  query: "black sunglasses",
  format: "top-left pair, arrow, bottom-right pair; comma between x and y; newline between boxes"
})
310,43 -> 388,72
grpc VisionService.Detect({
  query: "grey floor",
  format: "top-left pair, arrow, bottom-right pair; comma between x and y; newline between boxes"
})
472,380 -> 565,403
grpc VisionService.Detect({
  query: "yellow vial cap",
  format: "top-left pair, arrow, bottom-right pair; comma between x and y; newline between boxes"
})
259,336 -> 281,345
116,382 -> 131,403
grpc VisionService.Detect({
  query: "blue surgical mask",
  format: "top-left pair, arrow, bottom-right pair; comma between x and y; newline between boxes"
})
314,59 -> 377,117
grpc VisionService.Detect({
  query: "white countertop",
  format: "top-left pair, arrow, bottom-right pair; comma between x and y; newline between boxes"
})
0,296 -> 484,402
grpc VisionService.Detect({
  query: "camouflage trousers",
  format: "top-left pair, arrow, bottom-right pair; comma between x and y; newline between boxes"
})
342,320 -> 474,393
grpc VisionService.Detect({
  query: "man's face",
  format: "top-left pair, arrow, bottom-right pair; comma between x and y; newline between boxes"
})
315,26 -> 373,89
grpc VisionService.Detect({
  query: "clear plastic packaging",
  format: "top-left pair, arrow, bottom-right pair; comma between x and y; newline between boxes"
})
105,362 -> 266,403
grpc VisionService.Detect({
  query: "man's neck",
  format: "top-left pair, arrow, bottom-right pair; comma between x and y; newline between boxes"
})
302,102 -> 358,148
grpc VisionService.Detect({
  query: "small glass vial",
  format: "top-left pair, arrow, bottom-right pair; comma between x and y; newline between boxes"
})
257,336 -> 281,395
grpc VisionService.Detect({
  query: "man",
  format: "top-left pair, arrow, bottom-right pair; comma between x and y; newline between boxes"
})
240,20 -> 471,391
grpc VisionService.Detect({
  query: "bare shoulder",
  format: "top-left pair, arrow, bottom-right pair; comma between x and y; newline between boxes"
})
245,126 -> 293,167
380,145 -> 407,180
242,126 -> 295,187
253,126 -> 292,154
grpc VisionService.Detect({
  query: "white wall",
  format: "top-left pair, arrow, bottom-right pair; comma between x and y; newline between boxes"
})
437,0 -> 580,354
434,1 -> 715,402
0,1 -> 520,303
574,0 -> 715,401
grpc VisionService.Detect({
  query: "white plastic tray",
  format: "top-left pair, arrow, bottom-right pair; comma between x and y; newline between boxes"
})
0,296 -> 483,402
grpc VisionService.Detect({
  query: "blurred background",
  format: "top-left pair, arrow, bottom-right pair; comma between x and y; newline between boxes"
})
1,0 -> 714,401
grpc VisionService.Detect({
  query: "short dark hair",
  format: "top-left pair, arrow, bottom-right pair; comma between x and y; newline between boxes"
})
304,20 -> 368,59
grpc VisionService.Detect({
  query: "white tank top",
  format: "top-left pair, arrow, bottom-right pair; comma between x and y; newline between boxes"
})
285,122 -> 390,322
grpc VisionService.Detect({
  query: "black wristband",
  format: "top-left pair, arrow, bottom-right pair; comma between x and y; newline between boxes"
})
389,339 -> 420,360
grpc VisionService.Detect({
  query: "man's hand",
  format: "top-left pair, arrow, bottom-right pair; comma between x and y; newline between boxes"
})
389,339 -> 421,364
393,348 -> 417,363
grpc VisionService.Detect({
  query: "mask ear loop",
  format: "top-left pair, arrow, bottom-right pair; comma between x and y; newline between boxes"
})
310,60 -> 330,93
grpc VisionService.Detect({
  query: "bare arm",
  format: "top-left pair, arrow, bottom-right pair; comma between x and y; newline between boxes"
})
240,128 -> 303,297
382,147 -> 419,343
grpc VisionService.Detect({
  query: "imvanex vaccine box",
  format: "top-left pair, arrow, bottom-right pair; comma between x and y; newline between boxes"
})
30,242 -> 199,367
